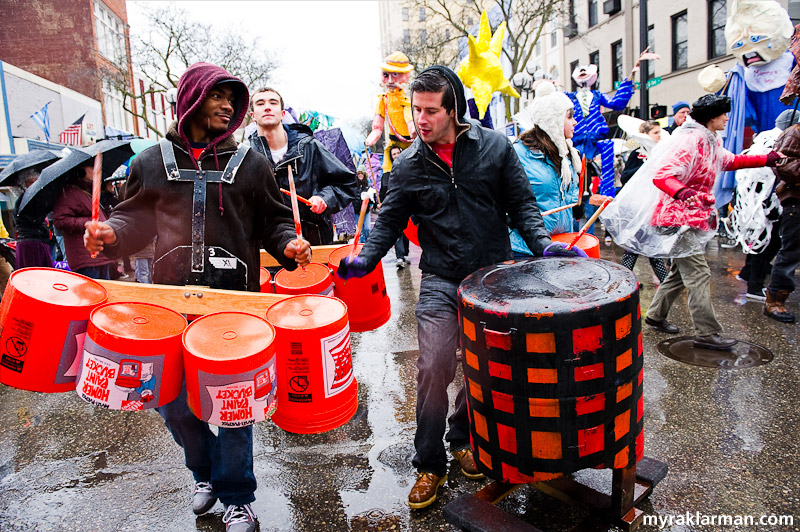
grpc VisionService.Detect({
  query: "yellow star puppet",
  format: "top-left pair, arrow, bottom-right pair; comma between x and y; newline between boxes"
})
457,10 -> 520,119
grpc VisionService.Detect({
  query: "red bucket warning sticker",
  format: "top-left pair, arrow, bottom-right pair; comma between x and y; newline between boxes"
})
196,360 -> 277,428
320,324 -> 353,398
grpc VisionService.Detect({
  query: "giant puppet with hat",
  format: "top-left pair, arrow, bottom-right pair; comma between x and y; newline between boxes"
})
697,0 -> 795,208
365,51 -> 415,172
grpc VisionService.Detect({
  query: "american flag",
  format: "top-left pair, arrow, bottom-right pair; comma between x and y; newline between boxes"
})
59,114 -> 85,145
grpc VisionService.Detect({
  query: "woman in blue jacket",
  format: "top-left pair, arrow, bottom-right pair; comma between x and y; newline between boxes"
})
510,83 -> 583,257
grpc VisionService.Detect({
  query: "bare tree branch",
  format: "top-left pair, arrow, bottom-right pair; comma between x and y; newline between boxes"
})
107,3 -> 280,138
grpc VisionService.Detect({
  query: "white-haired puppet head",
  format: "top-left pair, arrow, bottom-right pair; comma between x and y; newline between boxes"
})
572,64 -> 598,89
725,0 -> 794,67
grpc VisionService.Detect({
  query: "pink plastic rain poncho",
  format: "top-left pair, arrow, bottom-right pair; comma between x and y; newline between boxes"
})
601,119 -> 734,258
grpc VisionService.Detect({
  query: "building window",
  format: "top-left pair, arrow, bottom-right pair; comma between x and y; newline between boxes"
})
467,16 -> 474,26
708,0 -> 727,59
570,60 -> 580,91
445,29 -> 450,40
535,41 -> 542,56
94,1 -> 126,66
611,40 -> 623,84
403,29 -> 410,45
419,7 -> 426,21
551,20 -> 558,47
672,10 -> 688,71
588,0 -> 598,28
419,29 -> 427,43
589,50 -> 600,74
103,79 -> 133,133
647,24 -> 655,78
402,7 -> 408,21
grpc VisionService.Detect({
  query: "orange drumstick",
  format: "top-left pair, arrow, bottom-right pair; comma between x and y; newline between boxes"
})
280,188 -> 313,206
567,198 -> 611,250
350,197 -> 370,260
90,152 -> 102,258
286,166 -> 307,270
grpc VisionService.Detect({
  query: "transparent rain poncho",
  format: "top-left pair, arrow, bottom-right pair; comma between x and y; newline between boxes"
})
601,120 -> 734,258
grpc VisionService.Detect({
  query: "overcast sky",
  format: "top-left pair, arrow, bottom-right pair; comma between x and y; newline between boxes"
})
127,1 -> 383,125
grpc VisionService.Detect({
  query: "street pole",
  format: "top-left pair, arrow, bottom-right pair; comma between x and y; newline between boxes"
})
639,0 -> 649,119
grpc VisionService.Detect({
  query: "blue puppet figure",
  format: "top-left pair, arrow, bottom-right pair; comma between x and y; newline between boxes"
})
567,64 -> 635,197
709,0 -> 796,207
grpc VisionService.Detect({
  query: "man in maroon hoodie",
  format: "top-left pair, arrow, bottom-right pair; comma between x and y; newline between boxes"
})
85,62 -> 310,532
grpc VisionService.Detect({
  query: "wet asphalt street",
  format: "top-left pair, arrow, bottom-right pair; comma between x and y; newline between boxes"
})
1,236 -> 799,532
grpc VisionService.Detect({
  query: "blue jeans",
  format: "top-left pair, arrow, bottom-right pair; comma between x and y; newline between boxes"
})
156,383 -> 256,505
412,273 -> 470,476
769,203 -> 800,294
135,257 -> 153,284
75,264 -> 112,280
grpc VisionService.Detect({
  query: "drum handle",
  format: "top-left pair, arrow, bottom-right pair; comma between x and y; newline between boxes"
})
482,324 -> 517,351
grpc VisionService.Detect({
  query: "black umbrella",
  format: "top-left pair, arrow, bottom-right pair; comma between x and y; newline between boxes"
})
0,149 -> 60,187
18,139 -> 135,218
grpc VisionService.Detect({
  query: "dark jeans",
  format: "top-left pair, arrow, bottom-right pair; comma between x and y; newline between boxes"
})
412,273 -> 470,476
157,384 -> 256,506
740,220 -> 781,294
769,203 -> 800,294
75,264 -> 112,280
394,235 -> 409,259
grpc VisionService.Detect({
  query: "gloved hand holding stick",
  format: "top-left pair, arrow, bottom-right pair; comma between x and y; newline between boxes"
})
90,152 -> 103,259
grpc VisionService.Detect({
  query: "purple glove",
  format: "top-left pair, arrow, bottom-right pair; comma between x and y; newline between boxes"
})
336,256 -> 370,279
766,151 -> 784,167
543,242 -> 588,258
674,187 -> 697,202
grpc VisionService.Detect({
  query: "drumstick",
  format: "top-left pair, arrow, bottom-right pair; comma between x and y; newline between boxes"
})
286,165 -> 306,270
90,152 -> 102,259
280,188 -> 313,206
567,198 -> 612,250
577,155 -> 586,206
350,197 -> 370,260
541,202 -> 578,217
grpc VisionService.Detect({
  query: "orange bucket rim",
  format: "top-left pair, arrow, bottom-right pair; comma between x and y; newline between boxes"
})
265,294 -> 348,330
89,301 -> 188,342
327,244 -> 363,268
182,311 -> 276,361
8,267 -> 108,308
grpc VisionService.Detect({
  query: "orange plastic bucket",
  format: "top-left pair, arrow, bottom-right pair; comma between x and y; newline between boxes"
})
550,233 -> 601,258
328,244 -> 391,332
273,262 -> 333,296
260,268 -> 273,293
0,268 -> 107,392
266,295 -> 357,434
183,312 -> 277,428
76,302 -> 187,410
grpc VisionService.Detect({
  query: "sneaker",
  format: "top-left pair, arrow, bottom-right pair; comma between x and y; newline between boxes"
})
451,448 -> 485,480
222,504 -> 257,532
408,472 -> 447,509
192,481 -> 217,515
734,274 -> 746,282
396,258 -> 405,268
745,288 -> 767,302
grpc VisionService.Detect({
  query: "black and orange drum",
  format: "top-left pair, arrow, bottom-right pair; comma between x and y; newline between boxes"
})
457,257 -> 643,484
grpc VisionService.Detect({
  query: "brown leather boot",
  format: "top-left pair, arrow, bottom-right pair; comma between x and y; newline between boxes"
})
451,448 -> 485,479
765,290 -> 796,323
408,472 -> 446,509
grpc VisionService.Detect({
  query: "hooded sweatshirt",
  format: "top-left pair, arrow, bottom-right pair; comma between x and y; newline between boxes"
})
104,62 -> 298,291
355,65 -> 550,281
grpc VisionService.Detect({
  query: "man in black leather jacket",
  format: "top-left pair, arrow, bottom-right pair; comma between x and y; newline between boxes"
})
337,66 -> 574,509
247,88 -> 357,245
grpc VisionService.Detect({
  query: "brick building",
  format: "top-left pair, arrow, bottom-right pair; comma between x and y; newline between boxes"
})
0,0 -> 137,137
